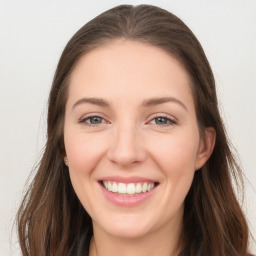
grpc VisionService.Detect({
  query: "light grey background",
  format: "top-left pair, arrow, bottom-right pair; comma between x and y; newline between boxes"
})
0,0 -> 255,255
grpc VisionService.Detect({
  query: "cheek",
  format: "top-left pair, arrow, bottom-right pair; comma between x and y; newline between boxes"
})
149,133 -> 199,175
140,133 -> 199,223
64,130 -> 106,199
148,131 -> 199,197
64,130 -> 107,175
64,131 -> 108,215
162,143 -> 196,195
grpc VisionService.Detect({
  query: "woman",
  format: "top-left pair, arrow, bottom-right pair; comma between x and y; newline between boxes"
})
16,4 -> 252,256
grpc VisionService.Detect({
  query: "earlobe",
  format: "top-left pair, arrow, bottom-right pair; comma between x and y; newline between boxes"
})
64,156 -> 69,166
195,127 -> 216,170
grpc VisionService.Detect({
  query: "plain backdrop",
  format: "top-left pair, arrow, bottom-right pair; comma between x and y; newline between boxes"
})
0,0 -> 255,255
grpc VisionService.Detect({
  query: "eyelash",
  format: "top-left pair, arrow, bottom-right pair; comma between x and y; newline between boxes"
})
148,115 -> 177,126
79,115 -> 107,127
79,115 -> 177,127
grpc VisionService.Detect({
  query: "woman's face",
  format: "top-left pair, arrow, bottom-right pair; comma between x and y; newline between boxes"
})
64,40 -> 213,239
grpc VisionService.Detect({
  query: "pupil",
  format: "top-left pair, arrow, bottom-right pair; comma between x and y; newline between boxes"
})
156,117 -> 167,124
90,116 -> 101,124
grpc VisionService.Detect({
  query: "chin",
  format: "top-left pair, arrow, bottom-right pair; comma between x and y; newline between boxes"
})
94,213 -> 155,239
107,225 -> 152,239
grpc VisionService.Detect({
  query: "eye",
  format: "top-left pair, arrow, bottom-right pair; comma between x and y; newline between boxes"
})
79,115 -> 107,126
149,116 -> 176,126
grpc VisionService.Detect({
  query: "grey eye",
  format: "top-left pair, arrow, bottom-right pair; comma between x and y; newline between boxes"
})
149,116 -> 176,126
87,116 -> 103,124
154,117 -> 169,125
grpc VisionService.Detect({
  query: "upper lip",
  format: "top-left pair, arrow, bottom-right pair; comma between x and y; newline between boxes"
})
99,176 -> 158,184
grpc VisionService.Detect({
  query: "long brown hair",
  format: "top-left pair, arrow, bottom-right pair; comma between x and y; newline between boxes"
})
16,4 -> 252,255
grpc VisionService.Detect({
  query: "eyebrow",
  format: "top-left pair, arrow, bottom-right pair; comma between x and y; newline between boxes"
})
72,96 -> 187,111
72,97 -> 110,110
142,97 -> 188,111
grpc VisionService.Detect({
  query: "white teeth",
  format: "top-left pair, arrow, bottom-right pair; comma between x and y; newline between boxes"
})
142,183 -> 148,193
127,183 -> 135,194
147,183 -> 154,191
118,183 -> 126,194
107,181 -> 112,191
112,182 -> 118,192
103,181 -> 155,195
135,183 -> 142,193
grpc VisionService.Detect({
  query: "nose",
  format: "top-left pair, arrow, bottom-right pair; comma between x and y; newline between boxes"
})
107,124 -> 146,167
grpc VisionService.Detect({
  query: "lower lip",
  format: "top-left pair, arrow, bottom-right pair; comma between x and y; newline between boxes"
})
100,184 -> 157,207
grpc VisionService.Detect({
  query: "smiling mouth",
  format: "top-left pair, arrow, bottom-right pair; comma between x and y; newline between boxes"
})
100,181 -> 159,196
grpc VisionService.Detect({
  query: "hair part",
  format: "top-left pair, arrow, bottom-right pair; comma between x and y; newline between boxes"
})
16,4 -> 251,255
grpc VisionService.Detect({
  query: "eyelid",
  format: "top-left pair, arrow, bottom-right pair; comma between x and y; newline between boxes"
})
78,113 -> 111,126
146,113 -> 177,126
78,112 -> 177,127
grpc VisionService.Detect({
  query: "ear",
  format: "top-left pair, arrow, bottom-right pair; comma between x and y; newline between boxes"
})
195,127 -> 216,171
64,156 -> 69,166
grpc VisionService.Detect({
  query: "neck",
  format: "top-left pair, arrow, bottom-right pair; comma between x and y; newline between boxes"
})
89,220 -> 184,256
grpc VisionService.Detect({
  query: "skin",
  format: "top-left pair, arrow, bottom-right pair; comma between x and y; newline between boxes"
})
64,39 -> 215,256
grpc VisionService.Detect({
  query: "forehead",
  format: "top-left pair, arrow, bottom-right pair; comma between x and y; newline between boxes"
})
67,39 -> 194,110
